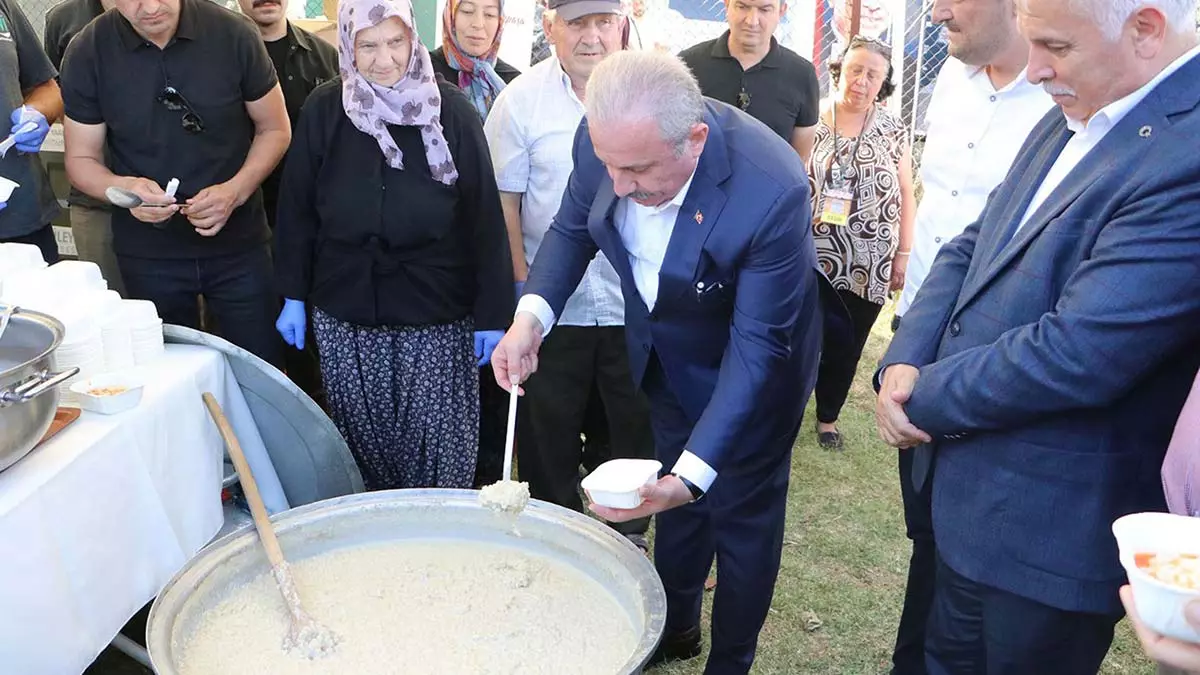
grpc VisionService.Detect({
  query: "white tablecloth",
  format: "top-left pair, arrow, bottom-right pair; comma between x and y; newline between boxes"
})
0,344 -> 274,675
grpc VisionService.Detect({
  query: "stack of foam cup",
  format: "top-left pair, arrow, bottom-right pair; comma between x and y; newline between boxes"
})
124,299 -> 165,365
94,290 -> 135,371
52,300 -> 106,406
43,260 -> 107,292
0,243 -> 47,296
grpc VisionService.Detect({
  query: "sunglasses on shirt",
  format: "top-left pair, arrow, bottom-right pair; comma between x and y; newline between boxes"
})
157,85 -> 205,134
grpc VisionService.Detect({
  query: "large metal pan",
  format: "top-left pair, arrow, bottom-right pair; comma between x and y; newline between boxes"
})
147,489 -> 667,674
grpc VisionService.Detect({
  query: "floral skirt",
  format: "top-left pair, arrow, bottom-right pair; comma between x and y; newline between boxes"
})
311,307 -> 479,490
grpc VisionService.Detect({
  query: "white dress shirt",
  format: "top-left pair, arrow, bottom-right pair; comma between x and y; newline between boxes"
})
484,57 -> 625,327
897,58 -> 1053,316
516,172 -> 721,493
1015,45 -> 1200,233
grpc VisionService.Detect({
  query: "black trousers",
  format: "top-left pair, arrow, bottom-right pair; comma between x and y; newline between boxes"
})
119,246 -> 283,369
475,371 -> 508,487
815,289 -> 883,424
2,223 -> 59,264
925,558 -> 1119,675
892,450 -> 937,675
518,325 -> 655,536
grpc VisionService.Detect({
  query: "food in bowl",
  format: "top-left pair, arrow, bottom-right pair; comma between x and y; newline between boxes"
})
478,479 -> 530,514
177,540 -> 638,674
1135,552 -> 1200,591
87,386 -> 128,397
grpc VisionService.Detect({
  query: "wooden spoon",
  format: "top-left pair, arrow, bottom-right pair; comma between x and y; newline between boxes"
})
201,392 -> 338,659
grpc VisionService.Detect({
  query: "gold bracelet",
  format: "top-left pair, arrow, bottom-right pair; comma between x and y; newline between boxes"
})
896,251 -> 911,256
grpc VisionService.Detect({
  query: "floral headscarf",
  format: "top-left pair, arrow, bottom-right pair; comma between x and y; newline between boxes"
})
338,0 -> 459,185
441,0 -> 508,119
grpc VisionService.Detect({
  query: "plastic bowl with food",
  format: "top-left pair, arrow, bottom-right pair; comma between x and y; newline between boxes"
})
1112,511 -> 1200,644
581,459 -> 662,509
69,374 -> 144,415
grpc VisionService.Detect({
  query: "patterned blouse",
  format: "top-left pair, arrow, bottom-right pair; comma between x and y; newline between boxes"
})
807,104 -> 907,305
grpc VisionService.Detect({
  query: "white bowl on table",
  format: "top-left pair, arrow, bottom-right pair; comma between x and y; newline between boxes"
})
1112,512 -> 1200,644
69,374 -> 144,415
581,459 -> 663,509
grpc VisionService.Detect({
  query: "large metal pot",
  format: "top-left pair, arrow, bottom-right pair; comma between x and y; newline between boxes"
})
0,307 -> 78,472
147,489 -> 667,674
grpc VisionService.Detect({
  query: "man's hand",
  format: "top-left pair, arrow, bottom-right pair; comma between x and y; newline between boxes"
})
1121,585 -> 1200,672
876,364 -> 933,448
119,176 -> 178,224
491,312 -> 544,394
183,181 -> 242,236
588,474 -> 695,522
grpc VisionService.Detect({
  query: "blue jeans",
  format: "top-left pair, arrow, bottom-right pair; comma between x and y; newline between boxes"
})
118,246 -> 283,368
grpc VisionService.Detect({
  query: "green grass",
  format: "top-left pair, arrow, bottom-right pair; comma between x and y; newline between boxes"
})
650,302 -> 1155,675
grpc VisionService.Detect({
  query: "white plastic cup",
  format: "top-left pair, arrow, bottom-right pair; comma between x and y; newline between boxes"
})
581,459 -> 663,509
1112,512 -> 1200,644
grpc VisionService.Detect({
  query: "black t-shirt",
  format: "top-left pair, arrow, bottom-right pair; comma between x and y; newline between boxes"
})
264,34 -> 289,84
273,79 -> 515,330
59,0 -> 279,259
0,0 -> 61,237
680,32 -> 819,144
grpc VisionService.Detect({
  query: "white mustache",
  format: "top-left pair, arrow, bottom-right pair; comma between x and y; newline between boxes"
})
1041,82 -> 1076,97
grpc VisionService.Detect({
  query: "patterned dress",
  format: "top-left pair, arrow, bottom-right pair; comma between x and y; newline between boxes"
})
311,308 -> 480,491
807,104 -> 907,306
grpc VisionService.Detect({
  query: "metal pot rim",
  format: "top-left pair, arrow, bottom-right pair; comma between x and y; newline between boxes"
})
148,489 -> 668,675
0,307 -> 65,381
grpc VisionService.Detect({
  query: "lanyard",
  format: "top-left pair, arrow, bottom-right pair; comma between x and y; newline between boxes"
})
825,102 -> 874,189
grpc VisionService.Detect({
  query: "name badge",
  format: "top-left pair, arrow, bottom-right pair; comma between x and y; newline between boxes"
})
820,187 -> 853,226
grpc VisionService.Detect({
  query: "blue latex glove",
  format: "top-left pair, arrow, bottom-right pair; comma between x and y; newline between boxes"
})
276,298 -> 306,350
10,106 -> 49,154
474,330 -> 505,367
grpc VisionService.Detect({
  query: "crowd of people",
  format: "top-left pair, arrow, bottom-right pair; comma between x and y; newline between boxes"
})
0,0 -> 1198,671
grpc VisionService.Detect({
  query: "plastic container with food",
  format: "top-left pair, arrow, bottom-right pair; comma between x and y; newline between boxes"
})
1112,511 -> 1200,644
68,374 -> 144,415
581,459 -> 662,509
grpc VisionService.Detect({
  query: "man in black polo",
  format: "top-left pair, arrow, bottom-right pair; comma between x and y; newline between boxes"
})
679,0 -> 818,163
237,0 -> 334,402
44,0 -> 124,293
59,0 -> 292,368
0,0 -> 63,264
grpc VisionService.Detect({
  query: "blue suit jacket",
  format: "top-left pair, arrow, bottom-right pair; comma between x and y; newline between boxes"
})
525,99 -> 828,476
882,56 -> 1200,614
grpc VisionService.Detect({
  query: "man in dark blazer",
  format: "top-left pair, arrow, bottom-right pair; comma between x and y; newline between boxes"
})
492,50 -> 833,674
876,0 -> 1200,672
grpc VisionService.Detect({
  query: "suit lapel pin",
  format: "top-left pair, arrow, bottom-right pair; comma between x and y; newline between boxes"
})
1139,125 -> 1153,138
694,210 -> 704,225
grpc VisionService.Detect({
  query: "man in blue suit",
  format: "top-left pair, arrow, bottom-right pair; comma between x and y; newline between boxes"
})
876,0 -> 1200,672
492,50 -> 830,673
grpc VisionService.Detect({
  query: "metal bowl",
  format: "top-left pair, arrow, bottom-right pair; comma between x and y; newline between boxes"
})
0,307 -> 78,472
147,489 -> 667,674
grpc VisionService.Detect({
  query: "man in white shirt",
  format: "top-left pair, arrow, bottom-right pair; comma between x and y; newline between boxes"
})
492,50 -> 832,673
483,0 -> 656,547
875,0 -> 1200,671
886,2 -> 1052,673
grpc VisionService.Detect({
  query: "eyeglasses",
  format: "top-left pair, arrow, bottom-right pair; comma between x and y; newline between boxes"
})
737,87 -> 751,111
157,85 -> 205,134
847,34 -> 893,51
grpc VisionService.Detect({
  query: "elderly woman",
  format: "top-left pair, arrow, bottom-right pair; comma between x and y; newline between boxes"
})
807,36 -> 915,451
273,0 -> 514,490
429,0 -> 520,119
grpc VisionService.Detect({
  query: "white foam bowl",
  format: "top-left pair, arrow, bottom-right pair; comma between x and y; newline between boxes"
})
1112,512 -> 1200,643
69,374 -> 144,415
581,459 -> 663,509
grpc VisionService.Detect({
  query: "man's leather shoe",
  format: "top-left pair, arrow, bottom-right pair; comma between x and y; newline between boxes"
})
646,625 -> 703,667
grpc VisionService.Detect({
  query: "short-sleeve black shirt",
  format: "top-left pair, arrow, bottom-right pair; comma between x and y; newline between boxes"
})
680,31 -> 819,144
59,0 -> 279,259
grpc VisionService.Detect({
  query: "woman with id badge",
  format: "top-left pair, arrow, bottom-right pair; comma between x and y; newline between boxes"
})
806,36 -> 915,451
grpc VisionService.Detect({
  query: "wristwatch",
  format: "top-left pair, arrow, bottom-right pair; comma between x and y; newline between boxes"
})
671,472 -> 705,503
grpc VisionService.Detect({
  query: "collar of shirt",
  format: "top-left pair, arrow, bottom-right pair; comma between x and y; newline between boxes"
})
1064,43 -> 1200,134
965,63 -> 1036,98
117,0 -> 198,50
551,56 -> 586,107
287,20 -> 318,53
709,30 -> 783,70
